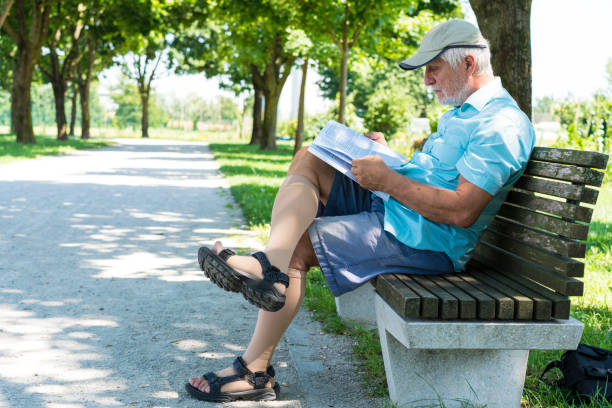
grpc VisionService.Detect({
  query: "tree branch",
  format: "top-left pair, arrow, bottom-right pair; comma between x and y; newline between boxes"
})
0,0 -> 15,30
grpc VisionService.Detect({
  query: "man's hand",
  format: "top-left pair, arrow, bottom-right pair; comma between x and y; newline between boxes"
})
365,131 -> 387,147
350,155 -> 393,191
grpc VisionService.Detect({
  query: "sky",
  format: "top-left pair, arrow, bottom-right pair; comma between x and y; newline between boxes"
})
99,0 -> 612,116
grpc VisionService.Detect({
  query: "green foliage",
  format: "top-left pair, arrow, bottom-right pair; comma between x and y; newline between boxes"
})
553,94 -> 612,153
277,110 -> 336,141
110,77 -> 168,129
534,95 -> 557,115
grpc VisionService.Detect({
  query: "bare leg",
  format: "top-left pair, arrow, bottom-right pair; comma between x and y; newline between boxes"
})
189,150 -> 332,394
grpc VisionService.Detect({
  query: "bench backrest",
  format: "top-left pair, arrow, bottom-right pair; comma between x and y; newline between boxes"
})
468,147 -> 608,298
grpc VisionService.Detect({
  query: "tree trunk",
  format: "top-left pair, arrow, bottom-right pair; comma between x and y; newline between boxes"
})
12,47 -> 36,143
250,87 -> 263,145
470,0 -> 532,119
69,82 -> 77,136
294,57 -> 308,155
51,79 -> 68,140
140,92 -> 149,138
0,0 -> 14,30
78,79 -> 90,139
261,90 -> 279,150
338,47 -> 348,125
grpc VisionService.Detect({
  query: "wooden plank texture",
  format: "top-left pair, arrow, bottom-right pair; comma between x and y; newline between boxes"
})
375,274 -> 420,318
487,218 -> 586,258
411,275 -> 458,319
497,204 -> 590,240
514,176 -> 600,205
530,147 -> 609,169
396,274 -> 439,319
494,269 -> 571,319
456,274 -> 514,319
472,242 -> 584,296
469,271 -> 534,320
429,275 -> 477,319
525,161 -> 605,186
443,274 -> 496,319
468,263 -> 553,320
505,190 -> 593,223
480,229 -> 585,277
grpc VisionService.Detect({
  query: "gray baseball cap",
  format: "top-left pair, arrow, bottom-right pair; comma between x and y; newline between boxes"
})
399,20 -> 487,70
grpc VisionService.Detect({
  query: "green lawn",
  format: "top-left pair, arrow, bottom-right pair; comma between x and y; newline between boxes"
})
0,133 -> 114,165
209,140 -> 612,408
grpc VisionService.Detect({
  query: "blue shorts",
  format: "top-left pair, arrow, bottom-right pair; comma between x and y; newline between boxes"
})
308,171 -> 453,296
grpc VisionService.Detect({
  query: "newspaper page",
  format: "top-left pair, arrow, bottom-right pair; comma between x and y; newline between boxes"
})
308,121 -> 407,201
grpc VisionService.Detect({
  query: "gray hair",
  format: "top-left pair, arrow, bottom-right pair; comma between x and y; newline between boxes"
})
440,38 -> 493,76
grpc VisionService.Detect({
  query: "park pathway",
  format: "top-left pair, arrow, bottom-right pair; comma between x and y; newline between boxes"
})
0,139 -> 384,408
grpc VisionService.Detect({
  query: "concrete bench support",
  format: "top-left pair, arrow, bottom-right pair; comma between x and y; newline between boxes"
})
375,294 -> 584,408
334,283 -> 377,329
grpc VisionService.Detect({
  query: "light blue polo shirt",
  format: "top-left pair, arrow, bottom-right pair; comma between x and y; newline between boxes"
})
383,77 -> 536,271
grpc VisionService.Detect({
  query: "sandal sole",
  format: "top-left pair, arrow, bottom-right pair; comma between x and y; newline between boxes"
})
241,276 -> 286,312
199,247 -> 242,293
185,383 -> 278,402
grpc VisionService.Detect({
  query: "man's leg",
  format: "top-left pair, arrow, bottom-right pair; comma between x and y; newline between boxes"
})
189,149 -> 332,394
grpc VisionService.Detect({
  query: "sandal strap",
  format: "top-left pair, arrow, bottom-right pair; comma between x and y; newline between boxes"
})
232,356 -> 251,377
218,248 -> 236,262
251,252 -> 289,288
203,371 -> 242,394
247,370 -> 272,389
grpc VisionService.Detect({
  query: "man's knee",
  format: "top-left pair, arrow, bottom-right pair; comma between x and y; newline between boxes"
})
289,232 -> 318,271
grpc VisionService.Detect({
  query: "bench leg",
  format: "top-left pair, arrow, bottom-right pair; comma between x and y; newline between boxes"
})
334,282 -> 377,329
378,326 -> 528,407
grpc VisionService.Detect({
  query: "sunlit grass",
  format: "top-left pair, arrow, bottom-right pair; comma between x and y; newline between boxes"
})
209,139 -> 612,407
0,133 -> 113,165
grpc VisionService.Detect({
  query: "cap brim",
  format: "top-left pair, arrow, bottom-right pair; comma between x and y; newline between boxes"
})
398,49 -> 444,70
398,44 -> 488,70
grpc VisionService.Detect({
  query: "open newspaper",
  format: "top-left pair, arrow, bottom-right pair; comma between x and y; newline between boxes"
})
308,121 -> 407,201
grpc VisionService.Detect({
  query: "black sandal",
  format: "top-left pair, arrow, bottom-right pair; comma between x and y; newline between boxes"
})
185,356 -> 280,402
198,247 -> 289,312
198,247 -> 242,292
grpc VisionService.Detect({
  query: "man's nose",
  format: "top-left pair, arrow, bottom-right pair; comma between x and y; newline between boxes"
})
424,73 -> 434,86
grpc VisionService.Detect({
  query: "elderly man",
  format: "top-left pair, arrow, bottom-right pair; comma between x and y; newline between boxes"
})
186,19 -> 535,402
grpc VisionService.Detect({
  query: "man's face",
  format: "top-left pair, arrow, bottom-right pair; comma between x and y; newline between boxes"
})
424,57 -> 471,107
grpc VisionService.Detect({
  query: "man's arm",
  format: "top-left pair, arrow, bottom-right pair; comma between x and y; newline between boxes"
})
350,155 -> 493,228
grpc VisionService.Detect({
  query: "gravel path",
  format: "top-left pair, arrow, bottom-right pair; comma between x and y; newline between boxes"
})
0,139 -> 385,408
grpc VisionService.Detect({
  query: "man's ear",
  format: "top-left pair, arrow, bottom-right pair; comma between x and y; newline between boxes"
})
464,54 -> 477,75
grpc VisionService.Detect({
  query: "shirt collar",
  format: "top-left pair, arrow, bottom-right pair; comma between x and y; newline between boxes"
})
460,76 -> 503,112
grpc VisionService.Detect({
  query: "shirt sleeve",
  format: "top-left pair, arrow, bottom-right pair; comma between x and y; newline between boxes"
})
455,117 -> 525,196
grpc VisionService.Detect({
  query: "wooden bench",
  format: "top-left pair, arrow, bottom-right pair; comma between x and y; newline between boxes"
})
334,147 -> 609,407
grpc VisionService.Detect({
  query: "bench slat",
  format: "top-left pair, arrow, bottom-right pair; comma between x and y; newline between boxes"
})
525,161 -> 605,187
494,269 -> 571,319
497,204 -> 589,240
468,271 -> 534,320
411,276 -> 458,320
480,229 -> 584,277
429,275 -> 477,319
396,274 -> 439,319
376,274 -> 421,318
442,275 -> 496,319
514,176 -> 599,205
505,190 -> 593,223
531,147 -> 609,169
488,218 -> 586,258
468,263 -> 552,320
456,274 -> 514,319
472,242 -> 584,296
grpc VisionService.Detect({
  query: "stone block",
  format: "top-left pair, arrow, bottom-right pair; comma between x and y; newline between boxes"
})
334,282 -> 376,329
375,294 -> 584,408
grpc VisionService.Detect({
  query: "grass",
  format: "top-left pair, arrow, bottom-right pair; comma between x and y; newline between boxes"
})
0,133 -> 113,165
208,139 -> 612,408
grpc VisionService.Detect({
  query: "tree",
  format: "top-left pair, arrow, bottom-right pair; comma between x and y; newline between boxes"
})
470,0 -> 532,119
3,0 -> 53,143
120,41 -> 166,138
0,0 -> 14,30
299,0 -> 459,125
294,56 -> 309,155
39,0 -> 86,140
